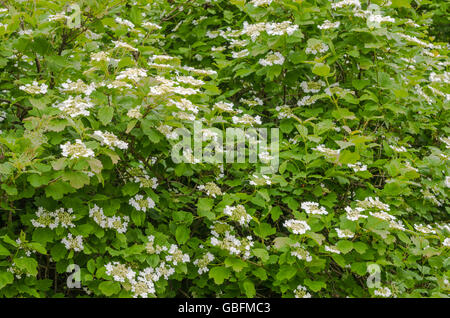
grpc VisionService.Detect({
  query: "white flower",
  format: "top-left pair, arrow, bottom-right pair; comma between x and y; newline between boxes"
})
294,285 -> 311,298
374,287 -> 392,297
443,238 -> 450,247
300,80 -> 325,93
348,162 -> 367,172
129,194 -> 155,212
93,131 -> 128,150
115,17 -> 135,29
61,233 -> 84,252
232,49 -> 249,59
224,205 -> 252,226
250,0 -> 273,6
335,228 -> 355,238
325,245 -> 341,254
59,79 -> 95,95
345,206 -> 367,221
318,20 -> 340,30
116,68 -> 147,82
414,224 -> 436,235
54,96 -> 94,118
61,139 -> 95,159
259,51 -> 285,66
112,41 -> 138,51
284,219 -> 310,235
331,0 -> 361,9
127,106 -> 143,119
301,202 -> 328,215
232,114 -> 261,126
19,81 -> 48,95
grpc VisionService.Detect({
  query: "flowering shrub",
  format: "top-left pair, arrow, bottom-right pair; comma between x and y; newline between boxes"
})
0,0 -> 449,298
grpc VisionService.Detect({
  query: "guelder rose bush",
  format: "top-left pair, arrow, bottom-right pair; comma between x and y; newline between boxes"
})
0,0 -> 449,298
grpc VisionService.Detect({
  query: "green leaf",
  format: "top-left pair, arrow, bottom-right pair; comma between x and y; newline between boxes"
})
312,63 -> 330,77
98,281 -> 121,296
0,272 -> 14,289
336,240 -> 353,254
253,248 -> 269,262
14,257 -> 38,276
304,278 -> 326,292
254,223 -> 276,239
209,266 -> 231,285
225,257 -> 248,272
98,106 -> 114,125
197,198 -> 215,220
0,243 -> 10,256
175,226 -> 190,245
276,265 -> 297,281
243,280 -> 256,297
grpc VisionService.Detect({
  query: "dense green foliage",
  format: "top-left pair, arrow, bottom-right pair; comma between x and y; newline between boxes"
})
0,0 -> 449,298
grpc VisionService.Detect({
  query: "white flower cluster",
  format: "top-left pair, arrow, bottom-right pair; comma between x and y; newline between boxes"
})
374,287 -> 392,297
318,20 -> 340,30
91,51 -> 111,62
129,194 -> 156,212
54,96 -> 94,118
325,245 -> 341,254
210,222 -> 254,259
0,110 -> 6,122
146,235 -> 168,255
198,182 -> 222,198
291,243 -> 312,262
115,17 -> 135,29
250,0 -> 273,6
367,14 -> 395,25
127,164 -> 159,189
31,207 -> 75,229
169,98 -> 199,114
127,106 -> 142,119
249,174 -> 271,186
176,75 -> 205,86
157,124 -> 179,140
413,224 -> 436,235
335,228 -> 355,239
93,130 -> 128,150
297,95 -> 319,106
284,219 -> 310,235
356,197 -> 390,211
193,252 -> 215,274
116,68 -> 147,82
294,285 -> 312,298
61,139 -> 95,159
331,0 -> 361,9
223,205 -> 252,226
301,80 -> 325,93
61,233 -> 84,252
313,144 -> 340,158
165,244 -> 190,265
19,81 -> 48,95
112,40 -> 138,52
214,101 -> 242,113
301,202 -> 328,215
59,79 -> 96,96
241,21 -> 298,41
258,51 -> 285,66
89,205 -> 130,233
348,162 -> 367,172
232,114 -> 262,126
344,206 -> 367,221
305,40 -> 329,55
232,49 -> 250,59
